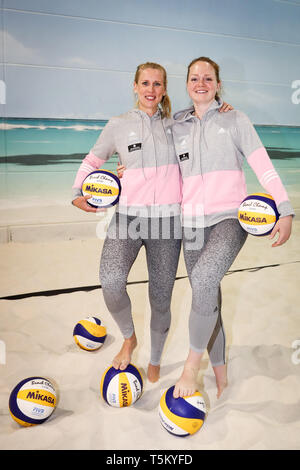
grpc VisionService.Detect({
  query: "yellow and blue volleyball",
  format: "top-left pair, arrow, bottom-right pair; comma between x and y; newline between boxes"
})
73,316 -> 107,351
238,193 -> 279,236
81,169 -> 121,208
159,386 -> 206,437
100,363 -> 143,408
9,377 -> 57,427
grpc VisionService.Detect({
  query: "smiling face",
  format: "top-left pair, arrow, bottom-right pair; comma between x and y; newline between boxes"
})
187,60 -> 221,107
134,68 -> 166,116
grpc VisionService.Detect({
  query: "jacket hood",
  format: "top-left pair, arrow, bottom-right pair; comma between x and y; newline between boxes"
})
173,99 -> 223,122
129,107 -> 162,121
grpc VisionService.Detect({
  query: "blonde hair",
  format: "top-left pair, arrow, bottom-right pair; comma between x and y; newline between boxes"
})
134,62 -> 171,118
187,56 -> 222,101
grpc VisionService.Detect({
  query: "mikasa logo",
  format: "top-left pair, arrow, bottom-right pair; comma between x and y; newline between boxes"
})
120,382 -> 129,406
239,213 -> 267,224
85,184 -> 112,194
26,391 -> 55,404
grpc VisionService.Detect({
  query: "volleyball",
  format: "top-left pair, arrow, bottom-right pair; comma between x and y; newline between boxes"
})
238,193 -> 279,236
73,316 -> 107,351
81,169 -> 121,208
100,363 -> 143,407
9,377 -> 57,427
159,386 -> 206,437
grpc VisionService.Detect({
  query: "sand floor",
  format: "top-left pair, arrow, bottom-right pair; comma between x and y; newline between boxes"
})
0,212 -> 299,450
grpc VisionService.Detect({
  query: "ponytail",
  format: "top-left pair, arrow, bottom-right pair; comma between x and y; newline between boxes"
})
160,94 -> 171,119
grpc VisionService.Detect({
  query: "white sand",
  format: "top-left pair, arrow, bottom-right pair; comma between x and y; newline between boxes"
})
0,215 -> 299,450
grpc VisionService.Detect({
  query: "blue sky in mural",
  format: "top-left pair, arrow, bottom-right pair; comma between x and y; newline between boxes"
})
1,0 -> 300,124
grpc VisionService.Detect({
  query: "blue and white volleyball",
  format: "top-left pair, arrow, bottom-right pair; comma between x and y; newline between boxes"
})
238,193 -> 279,236
159,386 -> 206,437
73,316 -> 107,351
100,364 -> 143,407
9,377 -> 57,427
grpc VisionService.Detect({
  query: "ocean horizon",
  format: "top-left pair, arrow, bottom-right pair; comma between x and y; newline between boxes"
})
0,117 -> 299,205
1,117 -> 300,159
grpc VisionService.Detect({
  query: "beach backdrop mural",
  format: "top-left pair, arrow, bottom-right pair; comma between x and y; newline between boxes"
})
0,0 -> 300,209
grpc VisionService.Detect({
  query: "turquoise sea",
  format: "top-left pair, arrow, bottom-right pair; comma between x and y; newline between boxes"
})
0,118 -> 117,172
0,118 -> 299,204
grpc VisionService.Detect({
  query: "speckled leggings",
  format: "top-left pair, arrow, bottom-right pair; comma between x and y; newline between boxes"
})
183,219 -> 247,366
100,212 -> 182,365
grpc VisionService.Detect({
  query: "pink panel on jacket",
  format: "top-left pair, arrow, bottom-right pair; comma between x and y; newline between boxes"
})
247,147 -> 289,205
181,170 -> 247,215
119,164 -> 182,206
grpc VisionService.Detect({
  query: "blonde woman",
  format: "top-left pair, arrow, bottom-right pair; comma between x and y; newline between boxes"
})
72,63 -> 181,383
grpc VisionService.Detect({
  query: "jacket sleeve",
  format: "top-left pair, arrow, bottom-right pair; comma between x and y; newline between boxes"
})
71,119 -> 117,200
233,111 -> 295,218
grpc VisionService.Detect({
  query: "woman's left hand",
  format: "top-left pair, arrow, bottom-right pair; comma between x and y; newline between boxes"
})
219,102 -> 233,112
269,215 -> 293,247
117,161 -> 126,179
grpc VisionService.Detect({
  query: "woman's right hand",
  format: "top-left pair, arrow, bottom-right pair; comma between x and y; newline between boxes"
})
72,195 -> 98,213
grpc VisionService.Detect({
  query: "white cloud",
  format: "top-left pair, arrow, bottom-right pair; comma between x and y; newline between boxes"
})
64,56 -> 99,69
1,30 -> 41,63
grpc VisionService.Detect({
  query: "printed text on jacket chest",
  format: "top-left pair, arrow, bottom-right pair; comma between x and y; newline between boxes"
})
179,152 -> 189,161
128,143 -> 142,152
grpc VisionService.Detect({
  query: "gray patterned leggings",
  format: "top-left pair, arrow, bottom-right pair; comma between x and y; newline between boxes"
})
183,218 -> 247,366
99,212 -> 182,365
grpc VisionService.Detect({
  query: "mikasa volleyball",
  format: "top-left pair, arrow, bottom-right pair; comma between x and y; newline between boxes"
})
159,385 -> 206,437
73,316 -> 107,351
238,193 -> 279,236
81,169 -> 121,208
101,364 -> 143,407
9,377 -> 57,427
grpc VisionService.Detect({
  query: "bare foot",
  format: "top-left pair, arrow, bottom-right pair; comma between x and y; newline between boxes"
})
173,365 -> 199,398
173,349 -> 203,398
112,333 -> 137,370
147,363 -> 160,383
213,364 -> 228,398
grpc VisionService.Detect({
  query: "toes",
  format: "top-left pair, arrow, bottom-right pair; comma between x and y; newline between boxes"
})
173,385 -> 180,399
112,358 -> 120,369
181,386 -> 196,398
119,360 -> 129,371
173,384 -> 189,398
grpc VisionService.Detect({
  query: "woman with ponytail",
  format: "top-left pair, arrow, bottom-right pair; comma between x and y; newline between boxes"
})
72,62 -> 181,383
